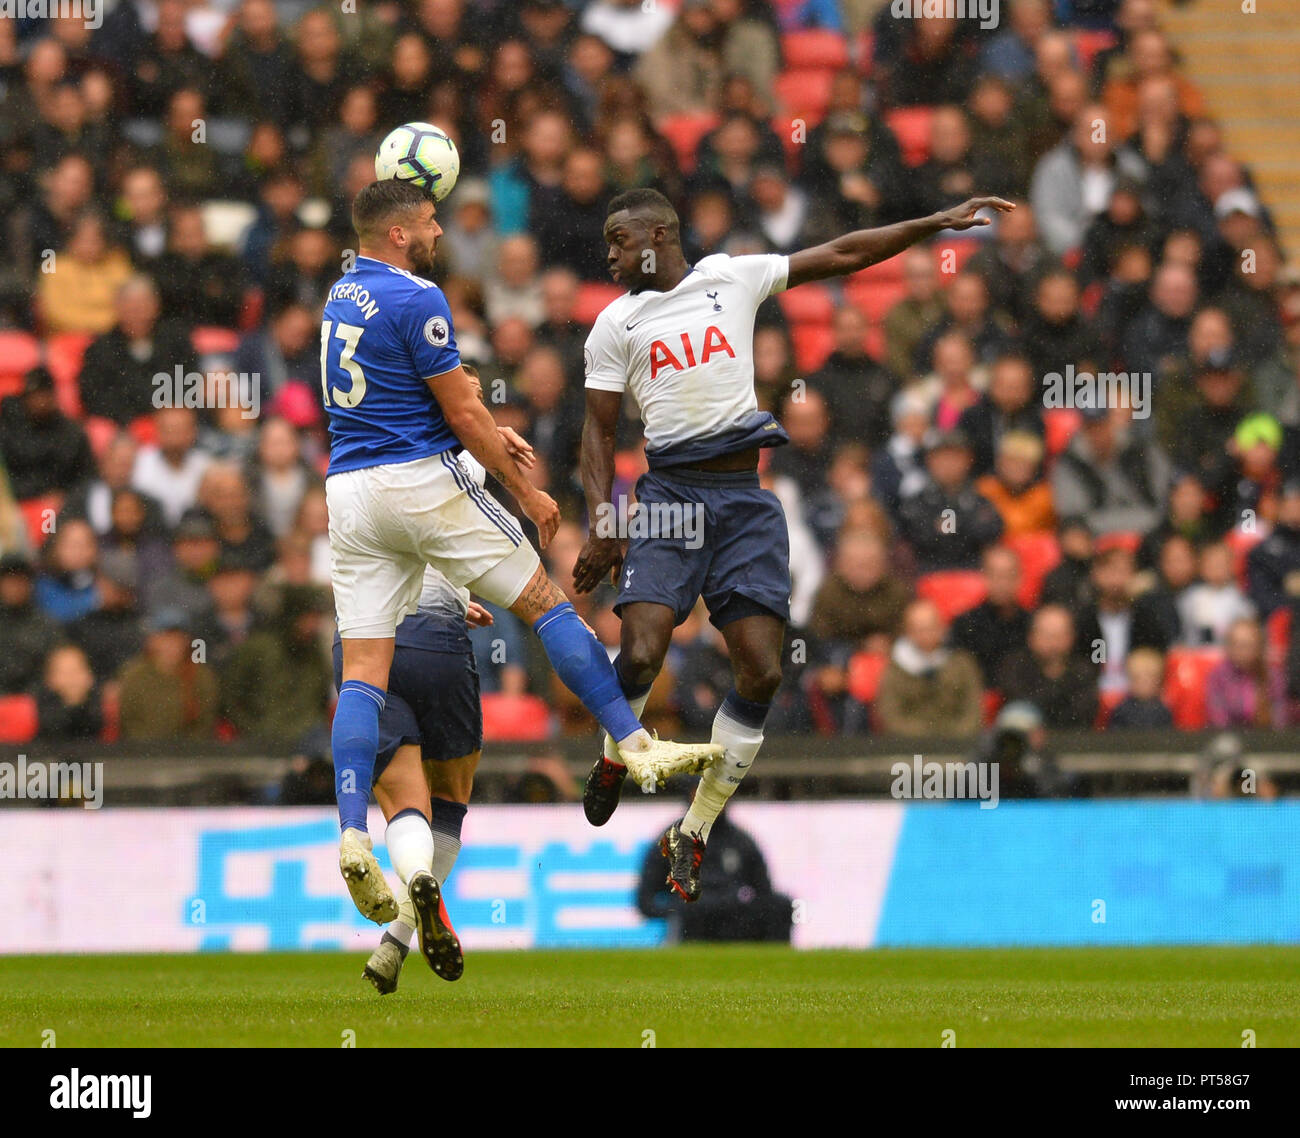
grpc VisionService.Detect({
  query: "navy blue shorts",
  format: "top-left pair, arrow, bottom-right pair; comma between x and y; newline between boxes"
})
332,618 -> 482,780
615,467 -> 790,628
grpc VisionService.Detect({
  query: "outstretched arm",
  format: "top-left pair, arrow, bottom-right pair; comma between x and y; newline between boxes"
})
785,197 -> 1016,289
573,387 -> 626,594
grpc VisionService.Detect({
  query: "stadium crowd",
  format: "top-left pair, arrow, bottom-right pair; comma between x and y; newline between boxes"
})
1,0 -> 1299,757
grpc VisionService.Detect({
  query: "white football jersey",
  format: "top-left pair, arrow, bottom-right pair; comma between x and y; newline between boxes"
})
583,253 -> 789,456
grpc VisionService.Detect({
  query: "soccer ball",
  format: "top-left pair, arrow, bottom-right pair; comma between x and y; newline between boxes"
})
374,122 -> 460,201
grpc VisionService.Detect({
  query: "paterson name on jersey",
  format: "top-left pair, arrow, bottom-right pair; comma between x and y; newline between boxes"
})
583,253 -> 791,469
320,255 -> 462,475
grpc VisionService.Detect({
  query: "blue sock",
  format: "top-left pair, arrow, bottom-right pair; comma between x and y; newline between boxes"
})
719,689 -> 771,731
332,679 -> 386,833
533,602 -> 642,742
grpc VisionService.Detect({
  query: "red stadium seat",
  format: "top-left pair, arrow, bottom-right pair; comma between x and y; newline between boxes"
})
847,255 -> 905,285
790,323 -> 834,372
1003,532 -> 1061,608
0,694 -> 38,744
847,651 -> 888,703
100,685 -> 120,743
573,282 -> 624,327
83,416 -> 120,460
773,69 -> 835,122
0,374 -> 22,402
46,331 -> 93,419
1073,29 -> 1116,74
933,238 -> 979,278
480,692 -> 553,743
916,570 -> 988,622
854,32 -> 874,76
1043,407 -> 1081,457
1267,606 -> 1291,667
192,326 -> 240,356
982,689 -> 1004,726
0,330 -> 42,390
777,283 -> 834,325
655,112 -> 720,176
885,107 -> 934,167
1162,646 -> 1224,730
1095,531 -> 1141,555
1226,528 -> 1264,589
128,415 -> 158,447
1095,688 -> 1126,728
19,494 -> 62,549
782,29 -> 849,70
845,277 -> 908,323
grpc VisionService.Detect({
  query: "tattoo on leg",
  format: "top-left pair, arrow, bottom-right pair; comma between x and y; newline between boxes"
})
515,571 -> 568,623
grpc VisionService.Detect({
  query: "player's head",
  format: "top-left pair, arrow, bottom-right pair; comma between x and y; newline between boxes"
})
603,187 -> 681,292
352,180 -> 442,276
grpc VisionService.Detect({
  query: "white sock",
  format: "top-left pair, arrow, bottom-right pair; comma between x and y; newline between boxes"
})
605,690 -> 652,763
385,810 -> 433,884
388,879 -> 415,948
680,705 -> 765,842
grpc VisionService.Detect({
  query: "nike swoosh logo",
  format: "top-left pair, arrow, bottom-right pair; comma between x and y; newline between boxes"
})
626,322 -> 640,330
734,761 -> 753,769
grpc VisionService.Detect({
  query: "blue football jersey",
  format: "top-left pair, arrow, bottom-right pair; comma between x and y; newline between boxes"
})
320,255 -> 462,474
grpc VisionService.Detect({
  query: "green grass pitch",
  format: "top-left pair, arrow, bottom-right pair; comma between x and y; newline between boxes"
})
2,946 -> 1298,1047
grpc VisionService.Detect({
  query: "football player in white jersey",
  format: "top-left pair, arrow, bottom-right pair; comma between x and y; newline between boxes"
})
574,187 -> 1014,901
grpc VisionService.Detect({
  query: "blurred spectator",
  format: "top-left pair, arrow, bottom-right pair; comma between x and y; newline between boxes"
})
1122,260 -> 1199,383
970,699 -> 1075,797
36,210 -> 133,335
35,641 -> 103,741
916,274 -> 1009,371
897,429 -> 1004,572
220,583 -> 332,742
875,599 -> 983,737
131,407 -> 212,528
0,368 -> 96,500
770,389 -> 834,502
1051,404 -> 1172,537
534,147 -> 610,281
233,302 -> 321,401
439,179 -> 499,283
1179,541 -> 1254,648
871,389 -> 931,516
957,351 -> 1044,480
978,429 -> 1055,535
808,529 -> 910,652
35,517 -> 99,624
68,548 -> 146,685
1107,647 -> 1173,729
966,201 -> 1050,325
1019,269 -> 1100,379
153,205 -> 249,330
252,417 -> 317,540
146,508 -> 220,618
79,275 -> 198,426
996,604 -> 1100,728
117,606 -> 217,740
0,553 -> 59,695
1205,616 -> 1286,730
1246,481 -> 1300,618
808,306 -> 897,450
198,462 -> 277,573
1075,545 -> 1138,694
950,544 -> 1031,684
1130,533 -> 1197,652
883,247 -> 944,382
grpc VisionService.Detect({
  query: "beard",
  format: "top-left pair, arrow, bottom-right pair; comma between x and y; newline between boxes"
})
410,241 -> 437,277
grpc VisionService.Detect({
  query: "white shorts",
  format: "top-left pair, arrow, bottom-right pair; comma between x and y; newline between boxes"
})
326,451 -> 540,638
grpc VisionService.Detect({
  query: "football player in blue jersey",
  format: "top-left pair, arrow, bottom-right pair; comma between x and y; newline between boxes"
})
321,180 -> 722,927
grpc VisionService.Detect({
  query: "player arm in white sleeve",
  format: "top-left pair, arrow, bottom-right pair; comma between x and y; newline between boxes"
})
573,313 -> 628,594
784,196 -> 1017,288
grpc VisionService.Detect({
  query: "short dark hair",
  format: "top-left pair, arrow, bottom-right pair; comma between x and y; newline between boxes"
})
352,180 -> 431,240
606,187 -> 679,239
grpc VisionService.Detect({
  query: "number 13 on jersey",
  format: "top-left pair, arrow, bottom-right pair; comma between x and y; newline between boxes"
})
320,320 -> 367,408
